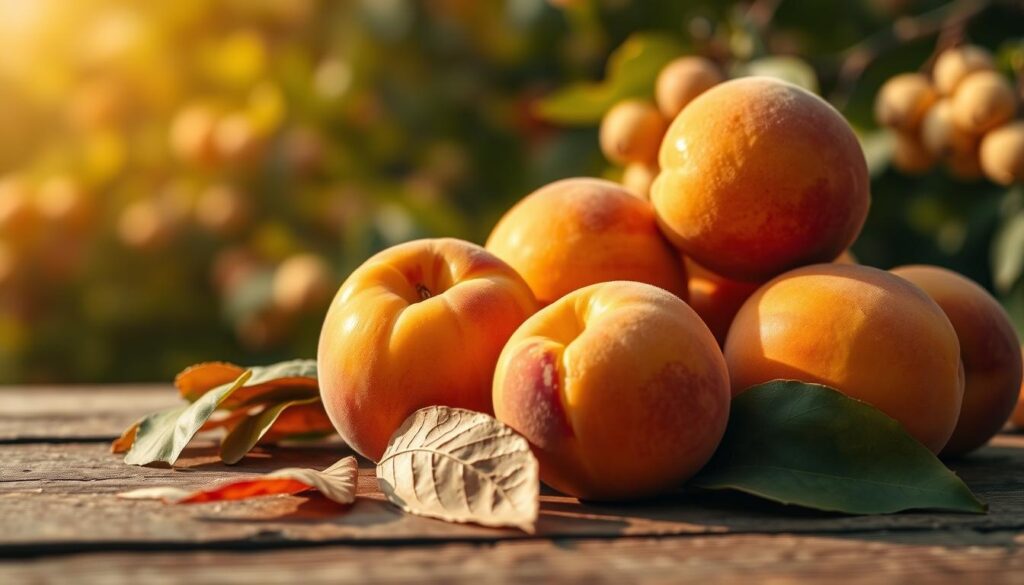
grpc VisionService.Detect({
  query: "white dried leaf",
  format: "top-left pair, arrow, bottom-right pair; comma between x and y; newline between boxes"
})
377,406 -> 539,532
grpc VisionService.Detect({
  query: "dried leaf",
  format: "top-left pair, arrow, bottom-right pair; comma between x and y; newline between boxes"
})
377,406 -> 539,532
258,401 -> 337,444
110,420 -> 140,453
218,359 -> 319,410
124,371 -> 253,466
118,456 -> 358,505
175,362 -> 246,402
220,397 -> 322,465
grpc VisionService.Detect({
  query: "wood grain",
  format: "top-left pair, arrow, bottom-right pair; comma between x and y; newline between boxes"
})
2,437 -> 1024,554
4,532 -> 1024,584
2,384 -> 1023,583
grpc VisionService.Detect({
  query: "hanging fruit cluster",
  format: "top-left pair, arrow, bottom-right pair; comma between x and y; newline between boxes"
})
875,44 -> 1023,184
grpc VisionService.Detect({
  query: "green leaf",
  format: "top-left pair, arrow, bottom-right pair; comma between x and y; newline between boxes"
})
219,359 -> 318,409
220,397 -> 322,465
691,380 -> 986,515
534,33 -> 685,125
125,370 -> 253,466
992,209 -> 1024,294
732,56 -> 819,93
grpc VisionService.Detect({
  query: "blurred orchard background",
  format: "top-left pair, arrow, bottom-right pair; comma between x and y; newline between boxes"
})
0,0 -> 1022,383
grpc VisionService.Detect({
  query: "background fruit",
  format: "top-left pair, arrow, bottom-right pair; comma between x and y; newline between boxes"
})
652,77 -> 870,282
599,100 -> 666,166
891,265 -> 1023,456
725,264 -> 964,453
654,56 -> 724,119
621,162 -> 658,200
318,238 -> 537,461
950,71 -> 1016,134
933,45 -> 995,95
875,73 -> 937,132
486,178 -> 688,305
980,122 -> 1024,186
493,281 -> 730,501
891,131 -> 936,174
920,100 -> 978,160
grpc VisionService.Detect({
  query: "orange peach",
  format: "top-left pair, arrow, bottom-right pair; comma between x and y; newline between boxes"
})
652,77 -> 870,282
317,238 -> 537,460
725,264 -> 964,453
485,178 -> 688,305
494,281 -> 730,501
891,265 -> 1022,455
685,258 -> 760,347
687,250 -> 857,346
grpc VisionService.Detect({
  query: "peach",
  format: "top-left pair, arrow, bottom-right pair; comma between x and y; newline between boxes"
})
891,265 -> 1023,455
685,258 -> 760,347
493,281 -> 730,500
687,250 -> 857,347
317,238 -> 538,460
652,77 -> 870,282
485,178 -> 688,305
599,100 -> 666,165
724,264 -> 964,453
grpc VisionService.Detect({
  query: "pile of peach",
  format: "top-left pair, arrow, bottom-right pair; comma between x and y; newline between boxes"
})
317,74 -> 1024,501
876,44 -> 1023,184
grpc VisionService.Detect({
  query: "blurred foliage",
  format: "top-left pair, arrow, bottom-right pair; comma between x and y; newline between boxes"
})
0,0 -> 1021,383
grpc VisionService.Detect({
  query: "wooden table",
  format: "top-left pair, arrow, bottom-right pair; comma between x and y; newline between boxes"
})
1,385 -> 1023,583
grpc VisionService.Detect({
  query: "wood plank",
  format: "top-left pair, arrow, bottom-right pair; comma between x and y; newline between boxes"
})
3,531 -> 1024,584
3,437 -> 1024,554
0,385 -> 177,442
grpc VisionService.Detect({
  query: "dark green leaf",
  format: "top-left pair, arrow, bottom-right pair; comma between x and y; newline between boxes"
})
534,33 -> 685,125
691,380 -> 986,515
125,370 -> 253,466
220,397 -> 322,465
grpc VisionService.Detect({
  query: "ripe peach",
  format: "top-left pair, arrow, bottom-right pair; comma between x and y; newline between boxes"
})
485,178 -> 688,305
687,250 -> 856,346
980,121 -> 1024,185
933,45 -> 995,96
493,281 -> 730,501
621,162 -> 658,200
891,265 -> 1023,455
725,264 -> 964,453
599,100 -> 666,165
875,73 -> 938,132
318,238 -> 538,460
892,131 -> 936,174
652,77 -> 870,281
685,258 -> 760,347
655,56 -> 724,119
951,71 -> 1016,134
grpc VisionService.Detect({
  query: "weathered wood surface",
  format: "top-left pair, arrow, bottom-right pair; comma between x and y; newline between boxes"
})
2,384 -> 1024,583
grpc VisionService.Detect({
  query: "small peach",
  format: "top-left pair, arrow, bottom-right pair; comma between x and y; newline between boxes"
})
891,265 -> 1023,455
725,264 -> 964,453
653,77 -> 870,281
494,281 -> 730,501
318,238 -> 537,460
486,178 -> 688,305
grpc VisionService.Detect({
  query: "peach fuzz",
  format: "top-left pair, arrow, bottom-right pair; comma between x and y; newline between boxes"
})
686,250 -> 857,347
493,281 -> 730,501
485,178 -> 688,306
891,265 -> 1022,456
317,238 -> 538,461
652,77 -> 869,282
724,264 -> 964,453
